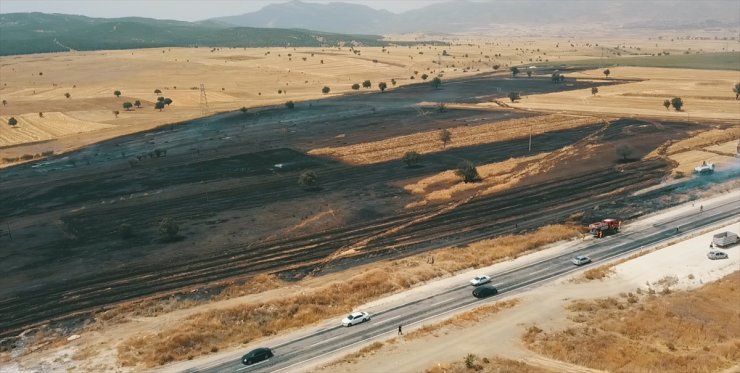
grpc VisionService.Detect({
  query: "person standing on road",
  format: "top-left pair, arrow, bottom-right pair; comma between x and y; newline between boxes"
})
398,325 -> 403,335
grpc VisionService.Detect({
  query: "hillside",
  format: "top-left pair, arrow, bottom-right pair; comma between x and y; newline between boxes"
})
0,12 -> 388,56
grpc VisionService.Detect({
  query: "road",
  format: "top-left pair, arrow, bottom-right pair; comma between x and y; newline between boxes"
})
193,198 -> 740,373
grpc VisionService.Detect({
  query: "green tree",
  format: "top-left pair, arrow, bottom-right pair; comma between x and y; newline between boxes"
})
362,80 -> 372,88
733,82 -> 740,99
164,98 -> 173,106
154,89 -> 162,95
119,223 -> 133,239
511,66 -> 520,77
508,92 -> 521,102
616,144 -> 635,162
671,97 -> 684,111
122,102 -> 133,111
663,99 -> 671,110
159,218 -> 179,241
603,69 -> 610,78
285,100 -> 295,109
456,161 -> 480,183
402,151 -> 421,167
114,90 -> 121,98
298,170 -> 319,190
591,87 -> 598,95
439,129 -> 452,148
351,83 -> 360,90
157,96 -> 165,102
155,101 -> 165,111
134,100 -> 141,108
7,117 -> 17,126
378,82 -> 387,92
322,86 -> 331,94
431,77 -> 442,89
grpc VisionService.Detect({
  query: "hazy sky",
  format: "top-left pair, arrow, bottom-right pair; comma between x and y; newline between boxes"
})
0,0 -> 445,20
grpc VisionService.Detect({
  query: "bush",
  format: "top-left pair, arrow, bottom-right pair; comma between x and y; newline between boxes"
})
322,86 -> 331,94
298,171 -> 318,190
159,218 -> 179,241
402,151 -> 421,167
456,161 -> 481,183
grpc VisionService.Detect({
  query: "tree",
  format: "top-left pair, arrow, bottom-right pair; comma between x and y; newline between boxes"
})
456,161 -> 481,183
511,67 -> 520,77
114,90 -> 121,98
663,99 -> 671,110
113,110 -> 120,118
240,106 -> 248,113
298,170 -> 319,190
64,92 -> 71,99
154,89 -> 162,95
155,101 -> 165,111
526,70 -> 532,77
39,112 -> 43,118
362,80 -> 372,88
157,96 -> 165,102
591,87 -> 598,95
391,78 -> 397,86
134,100 -> 141,108
7,117 -> 17,126
119,223 -> 133,239
402,151 -> 421,167
1,100 -> 6,106
671,97 -> 684,111
733,82 -> 740,100
159,218 -> 179,241
285,100 -> 295,109
164,98 -> 173,106
603,69 -> 610,78
431,77 -> 442,89
421,73 -> 429,80
437,102 -> 447,112
616,144 -> 635,162
378,82 -> 387,92
322,86 -> 331,94
123,102 -> 133,111
508,92 -> 521,102
351,83 -> 360,90
439,129 -> 452,148
492,64 -> 500,70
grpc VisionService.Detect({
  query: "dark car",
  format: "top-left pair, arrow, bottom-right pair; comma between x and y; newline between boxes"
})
242,347 -> 273,366
472,285 -> 498,298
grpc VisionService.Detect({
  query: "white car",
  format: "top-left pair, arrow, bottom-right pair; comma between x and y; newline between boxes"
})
470,275 -> 491,286
707,250 -> 728,260
571,255 -> 592,266
341,311 -> 370,327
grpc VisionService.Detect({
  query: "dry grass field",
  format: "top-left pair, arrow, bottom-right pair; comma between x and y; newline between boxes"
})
423,356 -> 556,373
115,224 -> 580,368
310,114 -> 600,164
525,271 -> 740,373
0,34 -> 732,162
506,67 -> 740,121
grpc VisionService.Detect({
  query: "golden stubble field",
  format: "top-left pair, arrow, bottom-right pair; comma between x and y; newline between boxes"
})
0,35 -> 733,162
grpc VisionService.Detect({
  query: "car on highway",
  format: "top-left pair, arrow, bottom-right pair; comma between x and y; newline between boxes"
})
470,275 -> 492,286
242,347 -> 273,366
707,250 -> 728,260
472,285 -> 498,298
342,311 -> 371,326
571,255 -> 592,266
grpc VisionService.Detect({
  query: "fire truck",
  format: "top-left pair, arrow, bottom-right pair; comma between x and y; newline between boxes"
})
589,218 -> 620,238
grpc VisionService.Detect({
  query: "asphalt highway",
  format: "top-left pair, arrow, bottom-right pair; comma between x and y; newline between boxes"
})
194,199 -> 740,373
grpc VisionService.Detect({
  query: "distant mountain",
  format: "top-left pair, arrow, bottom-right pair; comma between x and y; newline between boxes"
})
211,0 -> 740,34
0,12 -> 388,56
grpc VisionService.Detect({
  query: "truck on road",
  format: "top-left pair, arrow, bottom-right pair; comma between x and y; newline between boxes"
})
589,218 -> 620,238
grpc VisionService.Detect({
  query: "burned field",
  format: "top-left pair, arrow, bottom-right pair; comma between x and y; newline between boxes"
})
0,73 -> 703,336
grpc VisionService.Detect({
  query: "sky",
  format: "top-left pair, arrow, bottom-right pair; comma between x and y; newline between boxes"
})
0,0 -> 445,20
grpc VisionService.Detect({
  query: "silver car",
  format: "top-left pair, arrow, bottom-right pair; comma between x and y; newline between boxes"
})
707,250 -> 728,260
571,255 -> 592,266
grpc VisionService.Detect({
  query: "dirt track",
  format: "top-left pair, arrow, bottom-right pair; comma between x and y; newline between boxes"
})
0,73 -> 699,337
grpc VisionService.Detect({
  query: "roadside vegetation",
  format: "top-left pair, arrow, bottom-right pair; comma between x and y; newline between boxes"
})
525,271 -> 740,373
424,356 -> 556,373
117,224 -> 581,367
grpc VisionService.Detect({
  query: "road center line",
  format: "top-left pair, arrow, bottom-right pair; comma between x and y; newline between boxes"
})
428,297 -> 456,307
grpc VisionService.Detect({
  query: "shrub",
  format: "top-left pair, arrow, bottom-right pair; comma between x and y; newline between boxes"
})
159,218 -> 179,241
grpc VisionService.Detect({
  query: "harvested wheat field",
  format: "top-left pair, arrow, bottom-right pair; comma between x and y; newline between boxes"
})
506,67 -> 740,121
310,114 -> 602,164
